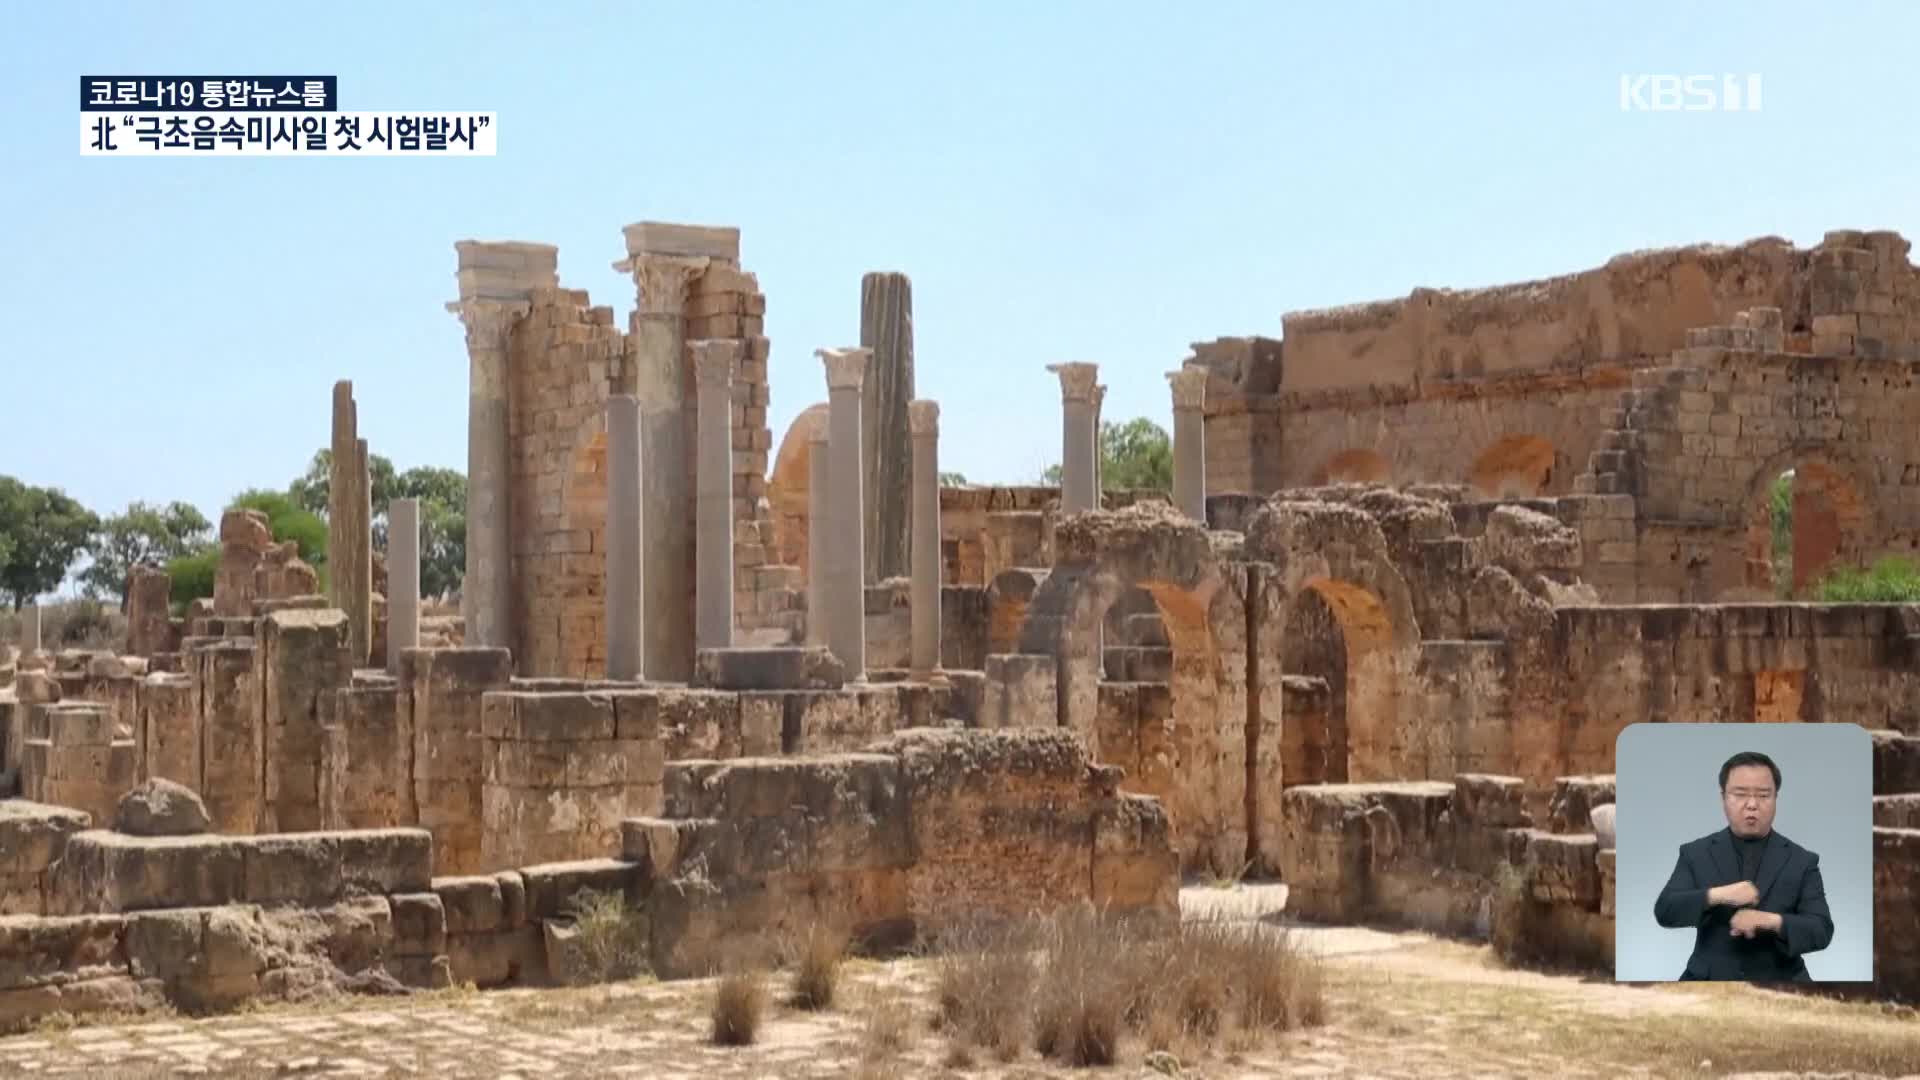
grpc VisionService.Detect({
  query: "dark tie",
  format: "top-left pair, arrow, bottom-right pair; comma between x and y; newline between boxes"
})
1740,838 -> 1763,882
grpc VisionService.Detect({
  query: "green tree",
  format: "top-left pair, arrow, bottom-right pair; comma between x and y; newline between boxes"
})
394,466 -> 467,599
166,547 -> 219,610
0,477 -> 100,609
229,489 -> 328,566
289,447 -> 398,519
1038,417 -> 1174,494
938,472 -> 969,487
81,500 -> 213,607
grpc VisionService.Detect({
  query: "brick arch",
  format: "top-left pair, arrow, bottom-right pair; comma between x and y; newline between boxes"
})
1315,448 -> 1392,486
1736,451 -> 1877,598
1468,434 -> 1557,499
1014,507 -> 1248,874
766,403 -> 830,577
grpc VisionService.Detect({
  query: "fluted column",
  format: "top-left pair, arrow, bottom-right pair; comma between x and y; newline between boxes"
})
605,395 -> 644,680
1048,363 -> 1100,513
622,254 -> 707,681
908,400 -> 942,680
448,300 -> 528,649
693,341 -> 738,652
806,427 -> 829,647
1168,368 -> 1208,522
859,272 -> 915,584
819,347 -> 871,678
387,498 -> 420,674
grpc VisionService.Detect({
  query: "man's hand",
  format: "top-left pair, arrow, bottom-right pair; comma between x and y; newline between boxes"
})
1729,908 -> 1781,938
1710,881 -> 1760,908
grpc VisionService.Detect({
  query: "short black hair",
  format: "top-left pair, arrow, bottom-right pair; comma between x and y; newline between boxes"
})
1719,751 -> 1782,792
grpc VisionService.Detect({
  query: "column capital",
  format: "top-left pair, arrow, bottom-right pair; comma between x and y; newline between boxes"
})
1047,362 -> 1100,402
817,347 -> 871,392
908,399 -> 940,437
691,339 -> 741,386
617,253 -> 709,317
1167,367 -> 1208,411
445,299 -> 530,351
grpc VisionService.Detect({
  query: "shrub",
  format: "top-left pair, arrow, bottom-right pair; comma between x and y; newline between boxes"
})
709,968 -> 766,1046
559,888 -> 647,984
166,546 -> 218,612
786,921 -> 846,1010
1815,557 -> 1920,602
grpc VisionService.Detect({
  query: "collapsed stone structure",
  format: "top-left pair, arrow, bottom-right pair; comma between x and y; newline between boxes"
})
4,221 -> 1920,1027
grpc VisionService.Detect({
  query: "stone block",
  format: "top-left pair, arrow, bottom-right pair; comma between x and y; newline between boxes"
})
519,859 -> 643,921
1547,775 -> 1615,833
242,834 -> 343,905
389,892 -> 447,957
1872,730 -> 1920,794
434,875 -> 506,936
482,691 -> 616,742
690,646 -> 846,691
1526,830 -> 1601,907
335,829 -> 434,894
51,832 -> 247,913
621,221 -> 740,261
1453,773 -> 1529,827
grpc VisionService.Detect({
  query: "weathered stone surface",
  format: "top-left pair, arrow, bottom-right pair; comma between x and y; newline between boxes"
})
690,646 -> 846,691
1453,773 -> 1529,827
113,778 -> 212,837
1547,775 -> 1615,834
1872,730 -> 1920,794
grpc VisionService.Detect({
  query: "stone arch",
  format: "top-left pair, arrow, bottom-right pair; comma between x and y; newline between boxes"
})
766,404 -> 830,577
1014,506 -> 1246,874
1314,448 -> 1391,486
1735,450 -> 1875,598
1468,434 -> 1557,499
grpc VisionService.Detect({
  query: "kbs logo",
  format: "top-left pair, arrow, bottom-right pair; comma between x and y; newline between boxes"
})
1619,74 -> 1762,112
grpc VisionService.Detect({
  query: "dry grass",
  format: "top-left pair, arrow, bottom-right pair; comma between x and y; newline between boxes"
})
0,598 -> 126,653
785,922 -> 848,1010
930,916 -> 1039,1061
708,968 -> 767,1046
557,887 -> 649,985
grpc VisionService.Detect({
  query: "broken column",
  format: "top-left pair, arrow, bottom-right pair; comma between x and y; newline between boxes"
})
257,609 -> 352,832
1048,363 -> 1100,513
448,239 -> 557,651
328,382 -> 373,666
909,400 -> 943,681
388,498 -> 421,674
605,395 -> 645,680
618,244 -> 709,682
819,347 -> 871,679
125,565 -> 176,656
806,427 -> 830,647
22,603 -> 41,655
860,272 -> 915,584
693,340 -> 738,652
1168,368 -> 1208,522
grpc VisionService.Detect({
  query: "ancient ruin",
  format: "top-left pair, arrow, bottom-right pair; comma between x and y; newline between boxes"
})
3,221 -> 1918,1038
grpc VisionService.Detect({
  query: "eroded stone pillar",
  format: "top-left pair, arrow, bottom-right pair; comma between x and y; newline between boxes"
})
1048,363 -> 1100,513
1168,368 -> 1208,522
860,272 -> 915,584
909,400 -> 942,680
693,341 -> 738,651
387,498 -> 420,674
327,382 -> 373,664
622,254 -> 708,682
22,603 -> 40,654
806,428 -> 830,647
819,347 -> 871,679
447,298 -> 529,650
605,395 -> 645,680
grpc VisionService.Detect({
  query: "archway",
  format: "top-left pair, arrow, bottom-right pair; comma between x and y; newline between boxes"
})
765,404 -> 830,578
1289,577 -> 1400,782
1316,449 -> 1391,486
1738,458 -> 1870,598
1468,435 -> 1557,499
1279,586 -> 1346,785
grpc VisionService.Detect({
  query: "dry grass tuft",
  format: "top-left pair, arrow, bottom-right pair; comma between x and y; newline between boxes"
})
559,887 -> 649,984
709,967 -> 767,1046
931,915 -> 1038,1062
856,987 -> 914,1069
785,921 -> 848,1010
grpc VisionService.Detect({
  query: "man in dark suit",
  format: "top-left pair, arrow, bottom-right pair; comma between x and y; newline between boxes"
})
1653,750 -> 1834,981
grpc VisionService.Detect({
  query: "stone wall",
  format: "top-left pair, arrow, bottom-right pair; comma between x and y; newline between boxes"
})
479,691 -> 664,870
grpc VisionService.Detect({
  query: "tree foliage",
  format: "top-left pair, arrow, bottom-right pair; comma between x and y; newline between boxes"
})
81,500 -> 213,607
0,476 -> 100,609
938,472 -> 969,487
1039,417 -> 1174,493
229,489 -> 328,565
283,449 -> 466,600
289,448 -> 400,519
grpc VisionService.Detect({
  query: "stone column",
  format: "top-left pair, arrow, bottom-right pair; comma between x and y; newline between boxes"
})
1048,363 -> 1100,513
859,272 -> 915,584
1168,368 -> 1209,522
22,603 -> 40,654
819,347 -> 871,679
622,254 -> 708,682
605,395 -> 644,680
806,428 -> 830,647
1092,383 -> 1107,504
327,382 -> 372,665
387,498 -> 421,674
693,341 -> 738,652
908,400 -> 943,680
447,299 -> 528,650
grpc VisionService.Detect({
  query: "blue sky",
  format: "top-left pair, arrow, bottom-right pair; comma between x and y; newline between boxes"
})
3,2 -> 1916,543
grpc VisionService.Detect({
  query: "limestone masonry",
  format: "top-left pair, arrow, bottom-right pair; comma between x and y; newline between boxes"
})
2,222 -> 1918,1027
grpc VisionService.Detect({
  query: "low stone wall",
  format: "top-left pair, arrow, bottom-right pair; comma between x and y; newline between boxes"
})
0,802 -> 90,915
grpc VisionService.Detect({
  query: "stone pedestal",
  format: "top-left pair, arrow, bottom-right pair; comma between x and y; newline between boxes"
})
908,400 -> 942,680
806,429 -> 830,647
693,341 -> 738,652
819,348 -> 871,679
605,395 -> 645,680
1168,368 -> 1208,522
621,253 -> 708,683
388,499 -> 421,674
859,272 -> 914,585
1048,363 -> 1100,513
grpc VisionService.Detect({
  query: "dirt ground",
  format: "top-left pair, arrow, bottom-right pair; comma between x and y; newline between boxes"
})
2,885 -> 1914,1079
